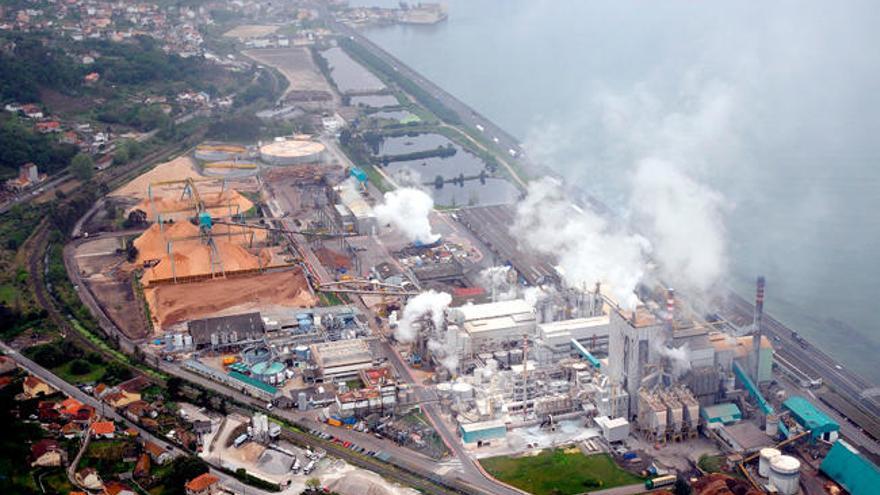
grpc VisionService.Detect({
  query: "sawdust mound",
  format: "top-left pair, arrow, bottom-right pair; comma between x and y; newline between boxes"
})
315,247 -> 351,271
133,189 -> 255,222
140,241 -> 264,285
328,471 -> 395,495
111,155 -> 203,200
692,474 -> 762,495
145,268 -> 317,328
134,222 -> 201,262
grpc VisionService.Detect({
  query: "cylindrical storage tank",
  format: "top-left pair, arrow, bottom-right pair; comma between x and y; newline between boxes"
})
765,414 -> 779,438
195,143 -> 247,161
259,140 -> 326,165
509,349 -> 524,365
183,335 -> 193,348
769,455 -> 800,495
295,345 -> 310,361
436,382 -> 452,398
174,333 -> 184,348
758,448 -> 781,477
494,350 -> 510,367
452,382 -> 474,400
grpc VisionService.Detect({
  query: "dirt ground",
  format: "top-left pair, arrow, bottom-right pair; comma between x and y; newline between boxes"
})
243,48 -> 332,96
144,268 -> 317,329
87,273 -> 150,339
224,24 -> 279,39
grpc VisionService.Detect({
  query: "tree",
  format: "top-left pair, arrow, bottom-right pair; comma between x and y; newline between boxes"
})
305,478 -> 322,491
70,153 -> 94,181
69,359 -> 92,376
674,476 -> 692,495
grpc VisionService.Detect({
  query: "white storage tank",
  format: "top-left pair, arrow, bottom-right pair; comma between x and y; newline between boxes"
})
765,413 -> 779,438
769,454 -> 801,495
758,447 -> 781,477
452,382 -> 474,400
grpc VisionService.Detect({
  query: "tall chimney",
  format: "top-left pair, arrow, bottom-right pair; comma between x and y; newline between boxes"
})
752,276 -> 766,381
666,288 -> 676,333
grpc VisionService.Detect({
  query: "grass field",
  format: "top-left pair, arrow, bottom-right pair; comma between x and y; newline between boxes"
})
480,450 -> 642,495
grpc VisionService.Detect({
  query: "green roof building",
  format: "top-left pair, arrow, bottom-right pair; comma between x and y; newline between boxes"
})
783,396 -> 839,442
701,403 -> 742,425
820,440 -> 880,495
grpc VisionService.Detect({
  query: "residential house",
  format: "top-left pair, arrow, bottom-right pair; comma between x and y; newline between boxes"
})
184,473 -> 220,495
20,104 -> 43,119
35,120 -> 61,133
90,421 -> 116,439
142,440 -> 172,465
103,481 -> 137,495
133,453 -> 150,478
61,422 -> 83,439
76,468 -> 104,491
30,439 -> 66,467
23,375 -> 54,398
103,389 -> 141,409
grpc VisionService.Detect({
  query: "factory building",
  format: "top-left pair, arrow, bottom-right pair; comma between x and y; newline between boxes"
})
187,312 -> 265,349
701,402 -> 742,426
782,395 -> 840,442
709,333 -> 773,385
536,315 -> 610,358
447,299 -> 537,354
607,306 -> 669,419
333,178 -> 377,235
459,419 -> 507,445
820,440 -> 880,495
310,339 -> 374,381
595,416 -> 630,443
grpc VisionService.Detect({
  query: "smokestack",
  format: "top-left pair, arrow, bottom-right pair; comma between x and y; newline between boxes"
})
752,276 -> 766,381
665,288 -> 676,333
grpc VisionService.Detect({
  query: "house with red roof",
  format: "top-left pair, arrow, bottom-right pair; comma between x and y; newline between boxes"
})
90,421 -> 116,439
184,472 -> 220,495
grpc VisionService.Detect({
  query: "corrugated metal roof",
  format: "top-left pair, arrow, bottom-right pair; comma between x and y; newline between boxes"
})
228,371 -> 277,395
820,440 -> 880,495
783,396 -> 839,434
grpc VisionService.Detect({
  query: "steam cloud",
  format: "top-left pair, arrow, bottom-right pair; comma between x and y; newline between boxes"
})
655,342 -> 692,379
374,187 -> 439,244
512,177 -> 648,309
478,266 -> 518,301
395,290 -> 451,343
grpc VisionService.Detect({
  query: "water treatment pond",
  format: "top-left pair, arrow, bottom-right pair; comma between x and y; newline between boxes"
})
350,94 -> 400,107
429,178 -> 520,207
321,47 -> 385,93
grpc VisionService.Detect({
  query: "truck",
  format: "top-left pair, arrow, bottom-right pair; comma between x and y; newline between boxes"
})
327,418 -> 342,427
291,456 -> 301,473
303,460 -> 316,475
475,124 -> 485,132
233,434 -> 248,448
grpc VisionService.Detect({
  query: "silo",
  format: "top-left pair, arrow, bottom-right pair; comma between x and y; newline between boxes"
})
509,348 -> 524,365
295,345 -> 310,361
758,447 -> 781,477
494,350 -> 510,367
768,455 -> 800,495
765,413 -> 779,438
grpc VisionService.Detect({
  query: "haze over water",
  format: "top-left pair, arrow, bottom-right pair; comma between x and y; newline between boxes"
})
352,0 -> 880,382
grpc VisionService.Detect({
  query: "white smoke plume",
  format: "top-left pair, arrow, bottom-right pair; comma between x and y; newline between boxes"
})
395,290 -> 451,343
631,158 -> 727,292
374,187 -> 440,244
478,265 -> 518,301
512,177 -> 649,309
428,331 -> 460,375
655,341 -> 692,379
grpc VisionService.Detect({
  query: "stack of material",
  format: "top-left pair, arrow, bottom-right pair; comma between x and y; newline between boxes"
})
133,189 -> 254,222
692,473 -> 763,495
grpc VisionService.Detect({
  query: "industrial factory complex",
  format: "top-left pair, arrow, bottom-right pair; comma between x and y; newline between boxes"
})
61,13 -> 880,495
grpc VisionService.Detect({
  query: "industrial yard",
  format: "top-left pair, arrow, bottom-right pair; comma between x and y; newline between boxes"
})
59,16 -> 880,495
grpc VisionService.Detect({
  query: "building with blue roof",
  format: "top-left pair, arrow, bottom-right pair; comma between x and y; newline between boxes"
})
820,440 -> 880,495
783,395 -> 839,442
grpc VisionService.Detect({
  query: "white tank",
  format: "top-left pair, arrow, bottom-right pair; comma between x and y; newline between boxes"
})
452,382 -> 474,399
758,447 -> 781,477
769,455 -> 801,495
765,413 -> 779,438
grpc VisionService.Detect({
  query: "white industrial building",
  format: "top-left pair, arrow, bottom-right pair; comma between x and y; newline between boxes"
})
310,339 -> 374,381
447,299 -> 537,354
334,178 -> 377,235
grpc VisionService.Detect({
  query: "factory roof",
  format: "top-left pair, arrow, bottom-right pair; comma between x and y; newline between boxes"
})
310,339 -> 373,369
701,402 -> 742,424
783,396 -> 839,434
820,440 -> 880,495
453,299 -> 535,322
539,316 -> 610,338
459,418 -> 508,433
228,370 -> 277,395
187,312 -> 264,345
336,178 -> 374,219
464,315 -> 533,335
595,416 -> 629,428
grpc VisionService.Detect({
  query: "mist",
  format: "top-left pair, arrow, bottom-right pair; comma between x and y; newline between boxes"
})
374,187 -> 439,244
361,0 -> 880,380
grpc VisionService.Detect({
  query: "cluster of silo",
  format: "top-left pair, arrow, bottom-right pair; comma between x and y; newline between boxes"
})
638,389 -> 668,441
